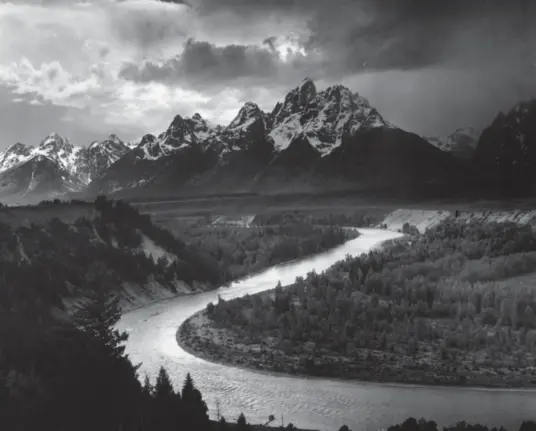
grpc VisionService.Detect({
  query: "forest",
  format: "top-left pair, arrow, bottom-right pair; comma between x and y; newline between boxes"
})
0,196 -> 224,319
199,220 -> 536,386
0,197 -> 361,430
2,197 -> 536,429
164,213 -> 357,280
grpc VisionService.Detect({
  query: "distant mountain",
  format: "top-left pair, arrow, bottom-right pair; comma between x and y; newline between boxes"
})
0,133 -> 133,203
473,100 -> 536,196
87,77 -> 465,200
0,155 -> 80,203
426,127 -> 481,159
86,113 -> 223,195
3,77 -> 482,203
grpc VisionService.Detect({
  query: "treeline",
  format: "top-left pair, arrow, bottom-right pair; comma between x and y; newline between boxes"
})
170,217 -> 355,280
0,282 -> 258,430
353,418 -> 536,431
253,209 -> 386,228
205,220 -> 536,385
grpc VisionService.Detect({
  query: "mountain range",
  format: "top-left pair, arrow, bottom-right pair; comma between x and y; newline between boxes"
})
1,77 -> 534,204
425,127 -> 481,160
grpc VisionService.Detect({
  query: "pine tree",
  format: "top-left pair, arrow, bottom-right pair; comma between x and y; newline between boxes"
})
181,373 -> 209,431
219,416 -> 229,431
52,287 -> 142,431
73,282 -> 129,360
140,375 -> 154,430
154,367 -> 174,399
152,367 -> 180,431
182,372 -> 195,400
237,412 -> 248,431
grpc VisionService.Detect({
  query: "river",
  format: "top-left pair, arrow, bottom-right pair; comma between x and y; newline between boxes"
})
117,228 -> 536,431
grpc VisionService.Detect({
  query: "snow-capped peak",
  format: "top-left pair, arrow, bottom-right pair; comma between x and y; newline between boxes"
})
227,102 -> 264,130
268,79 -> 391,155
6,142 -> 32,154
185,113 -> 222,141
39,133 -> 74,153
0,142 -> 34,173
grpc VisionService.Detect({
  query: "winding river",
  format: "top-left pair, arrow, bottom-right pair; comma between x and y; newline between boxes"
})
117,228 -> 536,431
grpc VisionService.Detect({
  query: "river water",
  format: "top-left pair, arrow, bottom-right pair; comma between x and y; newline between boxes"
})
117,228 -> 536,431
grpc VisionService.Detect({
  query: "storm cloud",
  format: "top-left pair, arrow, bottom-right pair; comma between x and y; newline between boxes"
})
149,0 -> 536,75
2,0 -> 536,146
119,38 -> 311,89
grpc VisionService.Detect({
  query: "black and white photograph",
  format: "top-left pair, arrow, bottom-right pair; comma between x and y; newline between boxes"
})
1,1 -> 536,430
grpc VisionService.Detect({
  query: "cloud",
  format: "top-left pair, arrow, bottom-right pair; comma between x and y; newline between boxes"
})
119,38 -> 313,89
1,0 -> 535,150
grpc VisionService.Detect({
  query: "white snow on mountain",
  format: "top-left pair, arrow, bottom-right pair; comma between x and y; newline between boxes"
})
0,143 -> 33,173
0,133 -> 134,201
134,113 -> 223,161
0,133 -> 133,182
269,78 -> 394,155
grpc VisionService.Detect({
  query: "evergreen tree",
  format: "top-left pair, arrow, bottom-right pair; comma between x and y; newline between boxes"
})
73,281 -> 128,360
154,367 -> 174,399
152,367 -> 180,431
237,412 -> 248,431
218,416 -> 229,431
181,373 -> 209,431
52,284 -> 142,431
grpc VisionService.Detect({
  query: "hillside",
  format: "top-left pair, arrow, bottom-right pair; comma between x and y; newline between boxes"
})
0,197 -> 222,316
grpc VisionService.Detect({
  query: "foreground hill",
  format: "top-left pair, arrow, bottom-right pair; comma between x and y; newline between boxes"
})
0,197 -> 222,315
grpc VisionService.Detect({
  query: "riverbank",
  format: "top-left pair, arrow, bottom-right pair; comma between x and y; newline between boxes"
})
177,306 -> 536,389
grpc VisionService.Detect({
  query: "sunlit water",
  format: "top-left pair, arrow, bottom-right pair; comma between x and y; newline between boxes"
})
117,229 -> 536,431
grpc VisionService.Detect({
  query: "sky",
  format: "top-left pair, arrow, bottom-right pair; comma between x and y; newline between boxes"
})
0,0 -> 535,149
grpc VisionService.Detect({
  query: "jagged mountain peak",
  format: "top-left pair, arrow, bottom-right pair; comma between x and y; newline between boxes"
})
140,134 -> 156,145
169,114 -> 186,127
268,78 -> 390,155
227,102 -> 265,130
473,99 -> 536,195
107,134 -> 122,143
5,142 -> 33,154
298,77 -> 317,106
40,133 -> 73,151
273,79 -> 318,123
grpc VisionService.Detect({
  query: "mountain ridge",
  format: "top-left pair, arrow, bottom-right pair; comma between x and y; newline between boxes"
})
3,77 -> 534,204
0,133 -> 134,203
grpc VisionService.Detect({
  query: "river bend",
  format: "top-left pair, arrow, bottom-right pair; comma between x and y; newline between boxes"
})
117,228 -> 536,431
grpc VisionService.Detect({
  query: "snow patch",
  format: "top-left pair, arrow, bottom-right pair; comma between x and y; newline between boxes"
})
139,234 -> 177,265
212,215 -> 256,227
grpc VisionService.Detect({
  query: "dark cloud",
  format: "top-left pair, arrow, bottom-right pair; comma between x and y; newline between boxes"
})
119,38 -> 307,88
157,0 -> 536,74
124,0 -> 536,80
